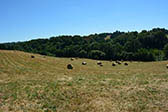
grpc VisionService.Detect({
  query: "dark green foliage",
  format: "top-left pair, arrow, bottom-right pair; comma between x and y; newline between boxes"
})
89,50 -> 106,60
79,50 -> 87,58
0,28 -> 168,61
124,39 -> 142,52
135,49 -> 155,61
151,49 -> 165,61
164,43 -> 168,59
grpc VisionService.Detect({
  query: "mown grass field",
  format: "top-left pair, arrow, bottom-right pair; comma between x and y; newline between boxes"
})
0,50 -> 168,112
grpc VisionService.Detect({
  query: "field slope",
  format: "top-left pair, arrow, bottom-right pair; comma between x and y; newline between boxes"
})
0,50 -> 168,112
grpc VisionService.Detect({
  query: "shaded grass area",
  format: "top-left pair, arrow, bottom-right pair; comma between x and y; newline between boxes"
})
0,50 -> 168,112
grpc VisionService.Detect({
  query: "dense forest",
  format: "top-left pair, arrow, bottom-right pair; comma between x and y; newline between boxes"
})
1,28 -> 168,61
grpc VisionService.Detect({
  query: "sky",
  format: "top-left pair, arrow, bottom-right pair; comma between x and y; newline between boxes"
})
0,0 -> 168,43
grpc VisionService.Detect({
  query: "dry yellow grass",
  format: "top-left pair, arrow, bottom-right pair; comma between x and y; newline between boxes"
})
0,50 -> 168,112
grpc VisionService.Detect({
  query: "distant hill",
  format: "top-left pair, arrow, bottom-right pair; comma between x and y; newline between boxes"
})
1,28 -> 168,61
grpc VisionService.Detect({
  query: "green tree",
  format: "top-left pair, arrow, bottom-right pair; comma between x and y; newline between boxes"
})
135,48 -> 155,61
124,39 -> 142,52
79,50 -> 87,58
163,43 -> 168,59
151,49 -> 164,61
89,50 -> 106,60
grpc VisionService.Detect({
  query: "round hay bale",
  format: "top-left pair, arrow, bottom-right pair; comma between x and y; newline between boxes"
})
97,61 -> 102,65
112,63 -> 116,66
124,63 -> 128,66
118,62 -> 121,65
82,62 -> 87,65
67,64 -> 73,69
100,64 -> 103,67
166,64 -> 168,69
115,60 -> 119,63
31,55 -> 35,58
115,60 -> 121,64
71,58 -> 75,61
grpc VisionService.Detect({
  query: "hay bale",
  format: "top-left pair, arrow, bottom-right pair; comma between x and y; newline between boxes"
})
82,62 -> 87,65
67,64 -> 73,69
116,60 -> 121,64
31,55 -> 35,58
118,62 -> 121,65
124,63 -> 128,66
115,60 -> 119,63
112,63 -> 116,66
71,58 -> 75,61
99,64 -> 103,67
97,61 -> 102,65
166,64 -> 168,68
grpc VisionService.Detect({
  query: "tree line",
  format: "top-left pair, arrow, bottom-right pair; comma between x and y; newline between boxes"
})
1,28 -> 168,61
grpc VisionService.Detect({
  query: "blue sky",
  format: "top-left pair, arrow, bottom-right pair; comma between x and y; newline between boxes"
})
0,0 -> 168,43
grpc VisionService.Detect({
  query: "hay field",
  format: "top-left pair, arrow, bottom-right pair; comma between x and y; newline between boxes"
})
0,50 -> 168,112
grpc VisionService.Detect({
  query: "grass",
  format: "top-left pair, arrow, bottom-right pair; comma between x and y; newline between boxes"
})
0,50 -> 168,112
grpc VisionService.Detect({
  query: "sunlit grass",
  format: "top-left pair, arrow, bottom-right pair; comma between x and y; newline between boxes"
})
0,50 -> 168,112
